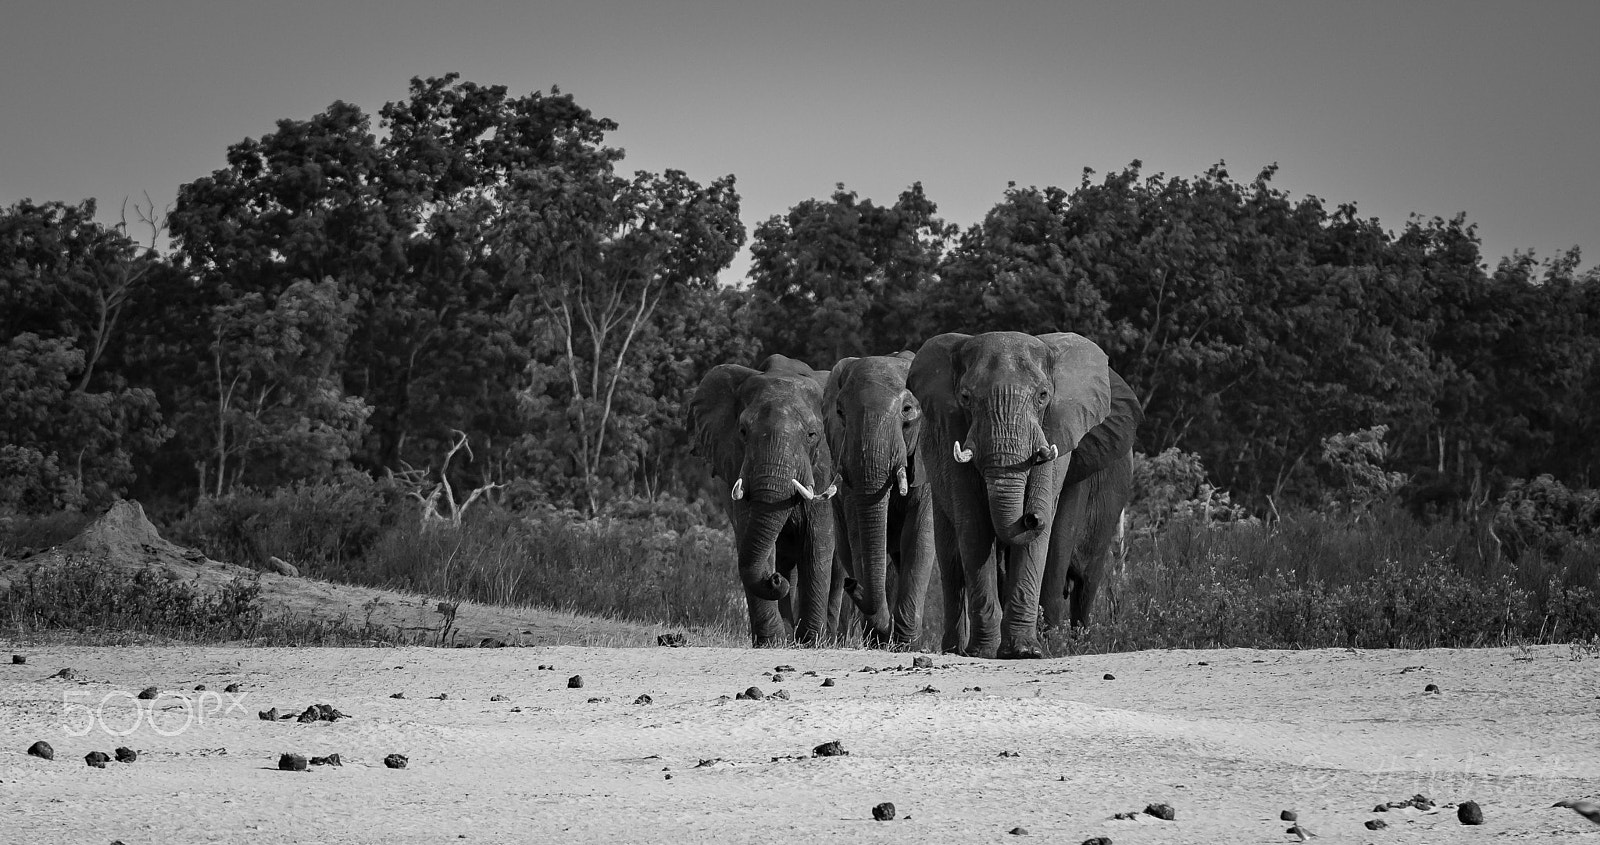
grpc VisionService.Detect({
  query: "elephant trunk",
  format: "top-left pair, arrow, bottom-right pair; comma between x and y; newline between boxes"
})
973,397 -> 1054,545
739,504 -> 792,601
744,435 -> 806,503
845,489 -> 893,643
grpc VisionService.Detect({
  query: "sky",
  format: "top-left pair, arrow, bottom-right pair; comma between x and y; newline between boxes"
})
3,1 -> 1596,284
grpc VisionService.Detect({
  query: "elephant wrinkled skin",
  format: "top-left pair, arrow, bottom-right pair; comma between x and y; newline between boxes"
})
909,331 -> 1140,659
690,354 -> 838,647
824,352 -> 935,646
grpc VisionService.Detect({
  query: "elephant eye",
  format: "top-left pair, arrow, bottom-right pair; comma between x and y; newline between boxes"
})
1037,390 -> 1049,405
836,407 -> 845,418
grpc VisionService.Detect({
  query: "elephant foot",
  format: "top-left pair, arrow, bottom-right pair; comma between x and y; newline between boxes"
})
964,643 -> 999,660
997,637 -> 1044,660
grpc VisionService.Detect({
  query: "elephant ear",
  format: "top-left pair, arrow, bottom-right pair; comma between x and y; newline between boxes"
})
1039,332 -> 1112,456
907,333 -> 971,451
689,363 -> 758,483
822,357 -> 858,462
1062,368 -> 1143,486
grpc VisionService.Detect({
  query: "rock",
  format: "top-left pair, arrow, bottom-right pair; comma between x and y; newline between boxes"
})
136,686 -> 159,700
872,802 -> 896,821
586,697 -> 608,703
85,751 -> 111,768
998,750 -> 1020,758
567,675 -> 584,689
1143,803 -> 1175,821
114,747 -> 137,764
1281,809 -> 1297,821
193,684 -> 206,691
773,664 -> 797,673
1425,683 -> 1440,693
1286,824 -> 1310,840
490,694 -> 508,702
1080,838 -> 1113,845
11,655 -> 24,664
771,689 -> 790,700
1458,800 -> 1483,825
656,633 -> 686,647
916,684 -> 939,694
52,668 -> 76,680
390,692 -> 406,699
633,694 -> 653,705
913,655 -> 934,668
224,683 -> 242,693
278,753 -> 307,771
266,556 -> 299,577
1009,827 -> 1029,835
821,678 -> 836,687
1103,673 -> 1116,681
310,753 -> 342,766
383,753 -> 408,769
1364,819 -> 1388,830
258,708 -> 280,721
812,740 -> 847,757
26,741 -> 53,760
296,703 -> 348,723
771,673 -> 785,683
664,773 -> 672,780
1197,660 -> 1209,665
739,686 -> 765,701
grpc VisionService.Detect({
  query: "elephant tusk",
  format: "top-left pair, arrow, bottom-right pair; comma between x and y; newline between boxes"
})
791,478 -> 816,501
953,441 -> 974,463
817,483 -> 838,500
731,478 -> 744,500
1033,444 -> 1061,465
896,466 -> 909,496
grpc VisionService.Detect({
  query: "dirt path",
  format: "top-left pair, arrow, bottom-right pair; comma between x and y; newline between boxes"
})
3,644 -> 1596,843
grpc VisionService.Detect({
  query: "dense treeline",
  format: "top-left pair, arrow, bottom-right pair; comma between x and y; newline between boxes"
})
4,75 -> 1598,520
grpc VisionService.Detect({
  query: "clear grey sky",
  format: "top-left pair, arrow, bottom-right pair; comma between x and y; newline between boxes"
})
3,1 -> 1595,281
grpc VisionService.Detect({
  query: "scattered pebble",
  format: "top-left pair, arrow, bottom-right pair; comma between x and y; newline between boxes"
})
774,664 -> 796,673
1364,819 -> 1388,830
964,686 -> 983,692
114,747 -> 137,764
1009,826 -> 1029,835
383,753 -> 408,769
1281,809 -> 1297,821
1425,683 -> 1440,693
1197,661 -> 1209,666
278,753 -> 307,771
998,750 -> 1020,758
737,687 -> 765,701
1080,838 -> 1112,845
916,685 -> 939,694
1103,673 -> 1116,681
258,708 -> 280,721
310,754 -> 343,766
194,684 -> 206,691
872,802 -> 896,821
509,707 -> 522,713
390,692 -> 406,699
136,686 -> 159,700
10,655 -> 24,665
431,693 -> 449,700
664,773 -> 672,780
85,752 -> 111,769
634,694 -> 653,705
224,683 -> 242,693
1287,823 -> 1310,840
490,694 -> 508,702
913,655 -> 934,669
821,678 -> 836,687
1374,793 -> 1434,812
567,675 -> 584,689
586,697 -> 609,703
812,741 -> 848,757
656,633 -> 686,647
771,673 -> 785,683
1112,812 -> 1139,820
1458,800 -> 1484,825
1144,803 -> 1176,821
26,741 -> 53,760
296,704 -> 348,723
771,689 -> 791,700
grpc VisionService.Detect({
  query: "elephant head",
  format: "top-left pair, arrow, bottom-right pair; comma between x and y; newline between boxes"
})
823,351 -> 922,642
690,354 -> 837,645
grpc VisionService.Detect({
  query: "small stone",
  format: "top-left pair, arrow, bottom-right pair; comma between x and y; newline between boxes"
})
1372,804 -> 1388,812
1197,660 -> 1209,665
194,684 -> 206,691
52,668 -> 76,680
26,741 -> 53,760
224,683 -> 242,693
586,697 -> 607,703
771,689 -> 790,700
567,675 -> 584,689
1009,827 -> 1029,835
912,655 -> 934,669
490,694 -> 508,702
1281,810 -> 1297,821
998,750 -> 1020,758
277,753 -> 307,771
1080,838 -> 1113,845
383,753 -> 408,769
258,708 -> 280,721
634,694 -> 653,705
309,753 -> 343,766
656,633 -> 686,647
916,684 -> 939,694
114,747 -> 137,764
1365,819 -> 1388,830
509,707 -> 522,713
664,773 -> 672,779
774,664 -> 796,673
1458,800 -> 1483,825
742,686 -> 764,700
1103,673 -> 1115,681
1425,683 -> 1440,693
812,740 -> 847,757
771,673 -> 785,683
872,802 -> 896,821
1143,803 -> 1175,821
85,751 -> 110,768
821,678 -> 836,687
390,692 -> 406,699
11,654 -> 24,664
296,703 -> 347,723
136,686 -> 159,700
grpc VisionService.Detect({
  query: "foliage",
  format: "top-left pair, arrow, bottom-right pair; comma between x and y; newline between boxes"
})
1494,474 -> 1600,557
1319,425 -> 1410,511
1129,448 -> 1252,529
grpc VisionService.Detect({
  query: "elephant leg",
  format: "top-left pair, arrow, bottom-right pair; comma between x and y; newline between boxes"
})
1042,481 -> 1088,631
892,488 -> 935,646
1067,455 -> 1132,628
774,530 -> 801,638
787,502 -> 835,645
827,557 -> 848,641
959,520 -> 1002,659
997,534 -> 1049,659
933,506 -> 967,655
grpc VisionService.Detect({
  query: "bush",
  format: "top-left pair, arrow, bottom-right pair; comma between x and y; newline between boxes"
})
1494,474 -> 1600,557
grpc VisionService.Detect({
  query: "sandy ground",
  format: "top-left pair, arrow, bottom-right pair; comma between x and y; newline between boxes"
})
2,644 -> 1597,844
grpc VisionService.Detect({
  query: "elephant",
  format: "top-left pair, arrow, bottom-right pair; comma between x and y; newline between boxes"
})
823,352 -> 935,647
690,354 -> 839,647
908,331 -> 1141,659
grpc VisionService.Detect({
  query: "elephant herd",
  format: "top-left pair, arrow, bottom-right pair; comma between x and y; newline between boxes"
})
689,331 -> 1142,659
